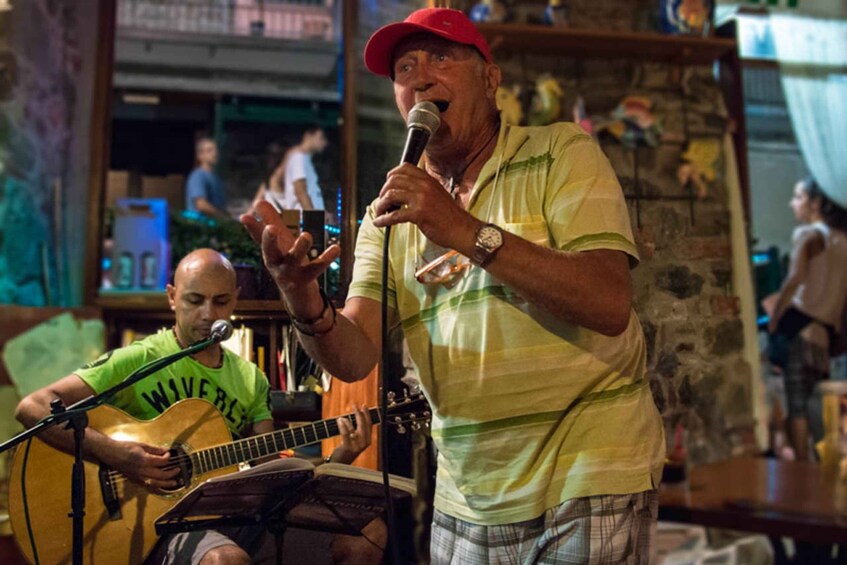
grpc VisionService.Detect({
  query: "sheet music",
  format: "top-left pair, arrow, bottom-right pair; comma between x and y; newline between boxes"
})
155,459 -> 414,537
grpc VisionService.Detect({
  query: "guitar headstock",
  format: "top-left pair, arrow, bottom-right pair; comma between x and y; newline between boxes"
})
385,387 -> 431,434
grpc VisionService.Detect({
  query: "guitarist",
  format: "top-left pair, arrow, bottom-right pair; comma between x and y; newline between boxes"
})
14,248 -> 375,565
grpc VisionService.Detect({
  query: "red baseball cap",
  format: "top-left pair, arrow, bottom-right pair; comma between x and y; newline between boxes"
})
364,8 -> 493,78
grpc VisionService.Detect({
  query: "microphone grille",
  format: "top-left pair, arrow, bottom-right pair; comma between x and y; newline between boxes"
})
407,101 -> 441,136
211,319 -> 234,341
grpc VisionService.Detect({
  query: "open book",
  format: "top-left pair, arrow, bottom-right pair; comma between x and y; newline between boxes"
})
155,458 -> 416,537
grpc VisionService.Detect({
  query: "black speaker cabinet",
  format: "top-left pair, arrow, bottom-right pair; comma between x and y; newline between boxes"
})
301,209 -> 325,260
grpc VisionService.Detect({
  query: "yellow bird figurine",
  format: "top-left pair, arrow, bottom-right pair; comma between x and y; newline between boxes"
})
529,75 -> 563,126
496,85 -> 523,126
677,138 -> 721,198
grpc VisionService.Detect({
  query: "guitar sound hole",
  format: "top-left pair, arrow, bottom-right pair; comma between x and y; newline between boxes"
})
160,445 -> 194,494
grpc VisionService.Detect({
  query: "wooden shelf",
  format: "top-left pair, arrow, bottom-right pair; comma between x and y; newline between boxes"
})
476,23 -> 737,66
95,293 -> 288,315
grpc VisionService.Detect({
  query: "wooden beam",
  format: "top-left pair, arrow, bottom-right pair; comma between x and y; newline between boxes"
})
477,23 -> 737,66
339,0 -> 359,297
717,20 -> 751,224
83,0 -> 117,306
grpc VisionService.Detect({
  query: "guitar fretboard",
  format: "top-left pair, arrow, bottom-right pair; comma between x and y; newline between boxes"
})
190,407 -> 382,475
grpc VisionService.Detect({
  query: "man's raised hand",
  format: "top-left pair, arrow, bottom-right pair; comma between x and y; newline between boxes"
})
240,201 -> 341,292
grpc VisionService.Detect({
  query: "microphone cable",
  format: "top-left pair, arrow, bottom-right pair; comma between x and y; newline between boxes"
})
380,224 -> 402,565
21,437 -> 40,565
378,100 -> 440,564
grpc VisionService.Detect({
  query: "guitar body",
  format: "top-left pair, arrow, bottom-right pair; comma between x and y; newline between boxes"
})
8,398 -> 236,565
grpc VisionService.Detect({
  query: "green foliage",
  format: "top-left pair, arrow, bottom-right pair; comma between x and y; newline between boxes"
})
170,213 -> 262,269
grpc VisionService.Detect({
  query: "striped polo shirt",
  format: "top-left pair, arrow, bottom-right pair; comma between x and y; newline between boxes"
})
348,120 -> 665,525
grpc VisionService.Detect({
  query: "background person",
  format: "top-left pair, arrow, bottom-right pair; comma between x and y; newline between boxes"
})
283,124 -> 329,218
186,137 -> 229,219
767,177 -> 847,461
250,151 -> 288,213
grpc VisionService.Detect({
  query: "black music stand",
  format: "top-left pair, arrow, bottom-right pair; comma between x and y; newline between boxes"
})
155,459 -> 415,564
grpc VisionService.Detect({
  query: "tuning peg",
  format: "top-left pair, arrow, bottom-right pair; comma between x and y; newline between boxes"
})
387,391 -> 396,406
395,424 -> 407,434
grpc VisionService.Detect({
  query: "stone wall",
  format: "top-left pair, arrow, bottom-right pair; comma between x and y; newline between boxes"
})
607,68 -> 753,463
0,0 -> 101,306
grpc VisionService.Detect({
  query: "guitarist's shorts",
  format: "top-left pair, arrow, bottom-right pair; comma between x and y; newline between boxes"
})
148,527 -> 335,564
150,529 -> 241,564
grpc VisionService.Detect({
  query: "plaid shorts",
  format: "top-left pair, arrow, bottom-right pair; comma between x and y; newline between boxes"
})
784,334 -> 830,419
430,490 -> 657,565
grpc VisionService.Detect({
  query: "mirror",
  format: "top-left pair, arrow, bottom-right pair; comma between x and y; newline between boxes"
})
96,0 -> 344,304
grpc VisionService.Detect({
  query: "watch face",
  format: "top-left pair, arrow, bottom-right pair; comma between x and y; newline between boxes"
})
478,226 -> 503,250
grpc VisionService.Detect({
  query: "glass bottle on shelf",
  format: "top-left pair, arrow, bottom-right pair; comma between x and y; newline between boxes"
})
140,251 -> 158,289
116,252 -> 134,289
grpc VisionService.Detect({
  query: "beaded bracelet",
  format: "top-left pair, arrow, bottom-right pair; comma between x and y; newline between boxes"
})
289,288 -> 337,337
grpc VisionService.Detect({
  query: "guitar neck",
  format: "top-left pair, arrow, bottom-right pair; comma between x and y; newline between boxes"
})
191,407 -> 382,474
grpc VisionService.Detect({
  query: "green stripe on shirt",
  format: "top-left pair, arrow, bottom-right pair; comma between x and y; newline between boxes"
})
431,380 -> 648,439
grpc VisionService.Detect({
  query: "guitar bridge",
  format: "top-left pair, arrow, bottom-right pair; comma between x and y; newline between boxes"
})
99,465 -> 122,520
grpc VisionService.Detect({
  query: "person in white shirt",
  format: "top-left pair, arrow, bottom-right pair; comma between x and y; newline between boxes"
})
768,176 -> 847,460
283,124 -> 328,213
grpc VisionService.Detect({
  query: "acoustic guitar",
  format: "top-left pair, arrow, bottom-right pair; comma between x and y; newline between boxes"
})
8,393 -> 429,564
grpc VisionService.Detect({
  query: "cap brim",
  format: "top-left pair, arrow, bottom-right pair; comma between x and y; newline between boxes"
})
363,21 -> 474,78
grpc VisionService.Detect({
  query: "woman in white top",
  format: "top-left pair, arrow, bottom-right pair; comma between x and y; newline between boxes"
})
249,153 -> 288,213
768,177 -> 847,460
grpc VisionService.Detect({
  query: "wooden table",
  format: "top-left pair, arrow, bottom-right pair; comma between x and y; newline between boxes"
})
659,457 -> 847,544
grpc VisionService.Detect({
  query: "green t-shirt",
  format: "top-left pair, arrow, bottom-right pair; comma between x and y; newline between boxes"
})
76,330 -> 271,439
349,121 -> 665,525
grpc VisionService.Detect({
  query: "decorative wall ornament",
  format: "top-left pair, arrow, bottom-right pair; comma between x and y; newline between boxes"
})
528,74 -> 564,126
572,95 -> 593,135
658,0 -> 714,36
596,95 -> 662,149
469,0 -> 509,23
544,0 -> 569,27
678,138 -> 721,199
495,85 -> 523,126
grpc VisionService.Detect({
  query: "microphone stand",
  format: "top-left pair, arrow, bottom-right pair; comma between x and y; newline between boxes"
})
0,333 -> 225,565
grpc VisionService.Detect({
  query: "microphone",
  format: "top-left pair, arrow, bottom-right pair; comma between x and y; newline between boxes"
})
399,100 -> 441,166
385,101 -> 441,215
209,320 -> 234,342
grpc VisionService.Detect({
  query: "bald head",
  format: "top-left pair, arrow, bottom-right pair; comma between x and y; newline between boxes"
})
168,249 -> 239,345
174,248 -> 236,290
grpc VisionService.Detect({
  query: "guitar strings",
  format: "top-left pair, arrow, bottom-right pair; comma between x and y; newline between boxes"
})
103,413 -> 426,486
105,418 -> 354,476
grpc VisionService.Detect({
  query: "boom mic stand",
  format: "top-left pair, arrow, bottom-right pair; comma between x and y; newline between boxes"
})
0,322 -> 232,565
